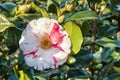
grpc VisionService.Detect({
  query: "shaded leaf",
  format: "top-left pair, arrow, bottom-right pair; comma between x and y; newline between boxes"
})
101,48 -> 115,63
105,72 -> 120,80
8,72 -> 18,80
68,68 -> 90,78
73,49 -> 94,67
0,2 -> 17,16
69,10 -> 98,20
81,21 -> 91,36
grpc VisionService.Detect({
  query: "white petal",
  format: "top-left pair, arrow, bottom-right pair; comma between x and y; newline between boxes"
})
19,34 -> 39,53
24,56 -> 37,67
53,51 -> 68,63
60,32 -> 71,53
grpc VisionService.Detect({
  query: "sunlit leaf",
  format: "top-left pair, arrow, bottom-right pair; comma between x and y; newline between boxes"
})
31,2 -> 48,17
0,14 -> 14,32
64,21 -> 83,54
19,70 -> 30,80
34,76 -> 46,80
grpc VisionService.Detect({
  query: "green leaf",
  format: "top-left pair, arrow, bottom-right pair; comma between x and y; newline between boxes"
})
83,37 -> 92,46
0,2 -> 17,16
31,2 -> 48,17
81,21 -> 91,36
64,21 -> 83,54
8,72 -> 18,80
99,61 -> 114,78
19,70 -> 30,80
96,38 -> 117,48
17,14 -> 41,22
100,37 -> 115,43
74,49 -> 94,67
0,14 -> 14,32
101,48 -> 115,63
69,10 -> 98,20
34,76 -> 46,80
68,68 -> 90,78
5,27 -> 21,53
105,72 -> 120,80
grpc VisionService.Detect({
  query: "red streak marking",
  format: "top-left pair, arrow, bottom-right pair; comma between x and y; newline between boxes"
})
53,56 -> 58,63
36,65 -> 38,71
54,64 -> 56,69
42,63 -> 44,70
50,23 -> 67,52
24,42 -> 29,44
33,34 -> 39,39
24,50 -> 38,58
52,44 -> 65,52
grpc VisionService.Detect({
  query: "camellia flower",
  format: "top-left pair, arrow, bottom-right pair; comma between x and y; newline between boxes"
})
117,31 -> 120,39
19,18 -> 71,70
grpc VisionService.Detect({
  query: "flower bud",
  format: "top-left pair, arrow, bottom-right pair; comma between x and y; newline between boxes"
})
112,19 -> 118,26
58,15 -> 65,24
95,63 -> 103,70
16,4 -> 31,14
59,65 -> 70,72
66,3 -> 76,12
67,56 -> 76,64
117,31 -> 120,39
0,52 -> 3,56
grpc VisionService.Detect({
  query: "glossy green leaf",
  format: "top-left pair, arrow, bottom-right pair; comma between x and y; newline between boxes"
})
31,2 -> 48,17
101,48 -> 115,63
74,49 -> 94,67
64,21 -> 83,54
96,39 -> 117,48
34,76 -> 46,80
0,14 -> 14,32
0,2 -> 17,16
69,10 -> 98,20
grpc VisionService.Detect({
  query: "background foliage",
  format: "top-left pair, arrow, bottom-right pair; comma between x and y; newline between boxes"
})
0,0 -> 120,80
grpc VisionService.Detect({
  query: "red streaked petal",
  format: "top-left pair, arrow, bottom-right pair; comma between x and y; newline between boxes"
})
24,49 -> 38,58
53,56 -> 58,63
51,44 -> 65,52
50,23 -> 61,44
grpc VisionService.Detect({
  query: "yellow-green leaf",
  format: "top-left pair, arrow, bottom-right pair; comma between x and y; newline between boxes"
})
31,2 -> 48,17
64,21 -> 83,54
19,70 -> 30,80
0,14 -> 14,32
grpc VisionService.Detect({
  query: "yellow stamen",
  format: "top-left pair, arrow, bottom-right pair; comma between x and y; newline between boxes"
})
40,34 -> 51,49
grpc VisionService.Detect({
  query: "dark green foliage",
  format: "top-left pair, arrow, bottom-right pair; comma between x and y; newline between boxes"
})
0,0 -> 120,80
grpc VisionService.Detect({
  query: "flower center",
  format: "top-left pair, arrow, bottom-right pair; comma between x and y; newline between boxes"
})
40,34 -> 52,49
